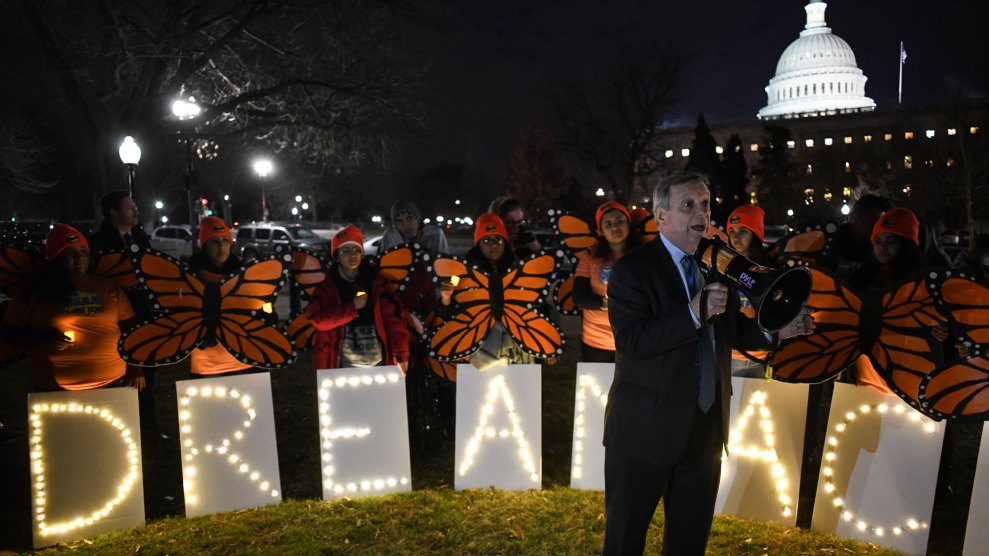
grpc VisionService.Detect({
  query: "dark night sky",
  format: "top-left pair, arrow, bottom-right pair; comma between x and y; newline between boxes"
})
373,0 -> 988,200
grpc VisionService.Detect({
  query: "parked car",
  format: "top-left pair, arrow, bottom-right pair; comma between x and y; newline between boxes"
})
150,225 -> 194,259
235,221 -> 331,260
363,235 -> 382,257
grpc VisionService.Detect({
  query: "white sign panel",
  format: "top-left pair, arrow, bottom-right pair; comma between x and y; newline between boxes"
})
963,422 -> 989,556
176,373 -> 282,517
315,366 -> 411,499
811,382 -> 944,556
716,378 -> 808,527
455,364 -> 542,491
27,388 -> 145,548
569,363 -> 613,490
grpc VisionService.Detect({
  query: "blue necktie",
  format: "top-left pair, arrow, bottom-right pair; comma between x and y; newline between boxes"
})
682,254 -> 716,412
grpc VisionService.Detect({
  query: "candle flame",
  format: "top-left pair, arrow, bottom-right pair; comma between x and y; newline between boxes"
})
262,302 -> 273,314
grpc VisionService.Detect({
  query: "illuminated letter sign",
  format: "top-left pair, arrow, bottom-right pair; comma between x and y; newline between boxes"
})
811,383 -> 944,555
27,388 -> 145,548
176,373 -> 282,517
716,378 -> 808,526
569,363 -> 613,490
315,367 -> 411,499
962,422 -> 989,556
455,364 -> 541,491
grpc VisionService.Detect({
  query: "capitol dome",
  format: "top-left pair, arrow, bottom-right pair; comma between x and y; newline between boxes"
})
757,1 -> 875,120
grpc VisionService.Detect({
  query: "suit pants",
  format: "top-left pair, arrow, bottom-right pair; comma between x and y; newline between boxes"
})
603,389 -> 723,556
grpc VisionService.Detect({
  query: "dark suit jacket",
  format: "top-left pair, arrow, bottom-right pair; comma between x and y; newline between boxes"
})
604,237 -> 769,467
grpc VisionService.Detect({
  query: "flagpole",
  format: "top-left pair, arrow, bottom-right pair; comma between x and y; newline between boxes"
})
898,41 -> 904,104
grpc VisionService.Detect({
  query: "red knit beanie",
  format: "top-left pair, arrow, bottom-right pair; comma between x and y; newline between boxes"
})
594,201 -> 631,233
727,204 -> 766,243
199,216 -> 233,248
332,225 -> 364,254
46,224 -> 89,260
473,213 -> 509,245
871,207 -> 919,246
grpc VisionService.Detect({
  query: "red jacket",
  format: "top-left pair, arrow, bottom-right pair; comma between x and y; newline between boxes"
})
305,268 -> 410,370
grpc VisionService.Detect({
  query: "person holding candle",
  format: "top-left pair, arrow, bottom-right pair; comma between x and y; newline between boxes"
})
305,225 -> 409,372
0,224 -> 143,391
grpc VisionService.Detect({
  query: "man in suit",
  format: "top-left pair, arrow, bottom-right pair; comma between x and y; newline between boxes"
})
602,171 -> 813,555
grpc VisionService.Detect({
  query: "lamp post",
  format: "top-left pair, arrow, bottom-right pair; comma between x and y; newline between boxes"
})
118,136 -> 141,202
253,159 -> 273,222
223,194 -> 232,223
172,96 -> 202,243
154,200 -> 164,227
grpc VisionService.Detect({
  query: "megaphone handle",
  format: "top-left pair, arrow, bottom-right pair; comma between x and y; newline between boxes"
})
699,287 -> 717,324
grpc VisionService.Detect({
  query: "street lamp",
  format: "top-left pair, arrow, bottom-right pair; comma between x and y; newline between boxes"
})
223,194 -> 232,222
172,96 -> 201,245
154,200 -> 164,227
253,159 -> 273,222
595,187 -> 605,197
118,136 -> 141,201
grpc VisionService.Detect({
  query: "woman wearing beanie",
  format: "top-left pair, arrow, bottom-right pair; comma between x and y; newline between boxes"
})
183,216 -> 255,376
572,201 -> 640,362
725,204 -> 772,377
0,224 -> 144,391
305,225 -> 410,372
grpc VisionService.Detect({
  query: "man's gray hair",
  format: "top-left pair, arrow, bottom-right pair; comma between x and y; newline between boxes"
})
652,171 -> 711,210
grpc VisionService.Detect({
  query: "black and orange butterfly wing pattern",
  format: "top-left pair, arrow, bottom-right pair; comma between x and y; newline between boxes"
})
771,266 -> 863,383
499,253 -> 565,358
552,274 -> 578,316
282,248 -> 329,351
548,210 -> 598,253
91,249 -> 140,290
637,213 -> 658,243
214,255 -> 297,368
370,243 -> 419,295
425,256 -> 495,361
0,241 -> 44,298
119,248 -> 209,365
775,223 -> 837,267
918,270 -> 989,420
869,275 -> 945,415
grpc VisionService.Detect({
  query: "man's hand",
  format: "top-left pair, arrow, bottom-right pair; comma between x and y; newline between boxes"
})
126,376 -> 147,391
779,307 -> 815,339
689,283 -> 728,324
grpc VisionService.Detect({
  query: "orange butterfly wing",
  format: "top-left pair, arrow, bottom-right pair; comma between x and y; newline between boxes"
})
426,256 -> 495,361
771,266 -> 863,382
0,242 -> 45,298
119,250 -> 207,365
549,210 -> 598,252
929,270 -> 989,347
215,257 -> 297,368
552,275 -> 578,315
281,249 -> 329,351
91,249 -> 140,290
920,357 -> 989,421
499,253 -> 565,358
775,224 -> 837,267
371,244 -> 418,294
869,276 -> 944,414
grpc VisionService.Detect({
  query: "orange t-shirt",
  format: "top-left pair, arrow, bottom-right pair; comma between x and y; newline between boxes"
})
189,266 -> 251,376
575,250 -> 619,351
1,274 -> 134,391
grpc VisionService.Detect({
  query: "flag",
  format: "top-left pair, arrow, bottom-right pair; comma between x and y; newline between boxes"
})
901,45 -> 907,64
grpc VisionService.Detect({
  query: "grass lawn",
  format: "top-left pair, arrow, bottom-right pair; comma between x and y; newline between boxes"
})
0,313 -> 982,554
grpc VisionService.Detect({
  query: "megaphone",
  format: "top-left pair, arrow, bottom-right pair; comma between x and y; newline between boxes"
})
696,236 -> 812,333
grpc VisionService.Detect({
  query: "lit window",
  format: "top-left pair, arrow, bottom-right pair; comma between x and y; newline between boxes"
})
844,136 -> 853,144
806,164 -> 813,175
716,146 -> 724,154
864,135 -> 873,142
884,133 -> 893,141
926,160 -> 935,168
664,149 -> 674,159
925,129 -> 935,138
972,127 -> 980,134
904,155 -> 913,169
824,137 -> 834,146
786,140 -> 795,149
824,190 -> 833,201
842,187 -> 852,198
681,148 -> 690,157
844,162 -> 851,173
750,143 -> 759,152
904,131 -> 914,139
805,139 -> 815,148
903,185 -> 912,196
947,158 -> 955,167
885,161 -> 893,170
947,128 -> 957,136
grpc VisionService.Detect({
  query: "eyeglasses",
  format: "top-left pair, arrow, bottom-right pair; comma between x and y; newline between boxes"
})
480,236 -> 506,246
337,246 -> 362,256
